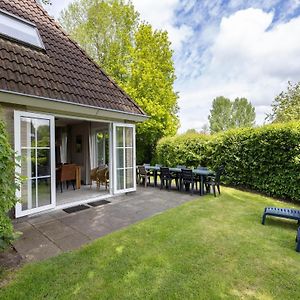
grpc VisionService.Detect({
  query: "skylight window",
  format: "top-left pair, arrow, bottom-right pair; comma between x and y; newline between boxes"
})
0,9 -> 44,49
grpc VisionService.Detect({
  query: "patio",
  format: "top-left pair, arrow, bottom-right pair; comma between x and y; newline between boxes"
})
12,186 -> 195,262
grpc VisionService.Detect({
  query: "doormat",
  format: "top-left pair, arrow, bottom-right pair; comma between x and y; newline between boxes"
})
63,205 -> 90,214
88,200 -> 111,207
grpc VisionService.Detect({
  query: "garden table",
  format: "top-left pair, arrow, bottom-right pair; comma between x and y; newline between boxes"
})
144,166 -> 215,196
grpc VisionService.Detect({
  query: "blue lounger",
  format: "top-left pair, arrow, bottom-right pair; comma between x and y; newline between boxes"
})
262,207 -> 300,225
296,227 -> 300,252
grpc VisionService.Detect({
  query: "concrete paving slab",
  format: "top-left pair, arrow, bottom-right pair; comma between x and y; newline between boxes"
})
12,187 -> 198,262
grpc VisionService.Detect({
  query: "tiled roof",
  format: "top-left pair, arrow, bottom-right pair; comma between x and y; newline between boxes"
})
0,0 -> 145,116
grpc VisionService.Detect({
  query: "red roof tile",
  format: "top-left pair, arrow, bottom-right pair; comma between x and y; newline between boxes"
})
0,0 -> 145,116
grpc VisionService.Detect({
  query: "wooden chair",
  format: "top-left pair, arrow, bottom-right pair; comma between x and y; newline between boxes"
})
90,165 -> 109,190
56,164 -> 76,193
137,165 -> 150,187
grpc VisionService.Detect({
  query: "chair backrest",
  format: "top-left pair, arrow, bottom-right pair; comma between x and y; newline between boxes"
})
181,168 -> 193,181
176,165 -> 186,169
59,164 -> 76,181
196,165 -> 207,170
160,167 -> 170,179
138,165 -> 147,175
215,165 -> 225,183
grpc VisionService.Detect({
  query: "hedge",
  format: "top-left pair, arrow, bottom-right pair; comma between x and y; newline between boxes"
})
0,115 -> 18,250
155,122 -> 300,201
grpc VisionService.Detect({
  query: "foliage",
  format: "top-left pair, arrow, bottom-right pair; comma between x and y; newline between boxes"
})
60,1 -> 179,163
0,117 -> 19,250
1,188 -> 300,299
209,96 -> 256,133
123,24 -> 179,163
267,81 -> 300,123
156,122 -> 300,201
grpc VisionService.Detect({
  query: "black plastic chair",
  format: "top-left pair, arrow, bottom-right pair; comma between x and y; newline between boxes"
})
160,167 -> 178,190
205,165 -> 224,197
180,168 -> 195,194
195,166 -> 208,190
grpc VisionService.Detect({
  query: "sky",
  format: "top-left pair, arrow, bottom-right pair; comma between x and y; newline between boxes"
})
44,0 -> 300,132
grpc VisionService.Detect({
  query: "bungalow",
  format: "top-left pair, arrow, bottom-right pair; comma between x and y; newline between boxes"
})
0,0 -> 147,218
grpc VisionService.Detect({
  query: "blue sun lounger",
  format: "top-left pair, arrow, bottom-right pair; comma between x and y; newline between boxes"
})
262,207 -> 300,225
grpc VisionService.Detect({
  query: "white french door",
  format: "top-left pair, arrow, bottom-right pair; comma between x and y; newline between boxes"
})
14,111 -> 55,217
113,123 -> 136,194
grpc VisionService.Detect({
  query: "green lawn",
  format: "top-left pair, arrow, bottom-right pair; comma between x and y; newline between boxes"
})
1,187 -> 300,299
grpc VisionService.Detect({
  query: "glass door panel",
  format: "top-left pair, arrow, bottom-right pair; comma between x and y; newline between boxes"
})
15,111 -> 55,217
113,124 -> 135,193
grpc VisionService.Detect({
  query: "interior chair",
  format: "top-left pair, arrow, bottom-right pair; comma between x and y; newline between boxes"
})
205,165 -> 224,197
160,167 -> 178,190
90,165 -> 109,190
56,164 -> 76,193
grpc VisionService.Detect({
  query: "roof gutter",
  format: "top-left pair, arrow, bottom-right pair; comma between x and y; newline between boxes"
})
0,89 -> 149,122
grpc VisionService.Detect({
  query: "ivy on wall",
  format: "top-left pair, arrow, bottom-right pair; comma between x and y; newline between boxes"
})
0,115 -> 19,250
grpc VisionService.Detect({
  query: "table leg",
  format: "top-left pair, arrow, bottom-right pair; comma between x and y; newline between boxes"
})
154,170 -> 157,187
200,175 -> 204,196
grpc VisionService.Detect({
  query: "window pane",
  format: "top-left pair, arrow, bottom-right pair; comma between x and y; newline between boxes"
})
125,148 -> 133,168
21,117 -> 35,148
21,179 -> 36,210
117,169 -> 124,190
37,149 -> 50,177
125,168 -> 133,189
0,11 -> 44,48
116,148 -> 124,169
37,178 -> 51,207
21,149 -> 35,178
116,127 -> 123,147
36,119 -> 50,147
125,127 -> 133,147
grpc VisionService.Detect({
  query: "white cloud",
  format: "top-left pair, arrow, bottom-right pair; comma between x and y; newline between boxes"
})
131,0 -> 193,51
178,8 -> 300,132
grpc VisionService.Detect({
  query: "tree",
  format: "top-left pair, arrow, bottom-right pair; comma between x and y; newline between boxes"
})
123,24 -> 179,162
60,0 -> 138,85
267,81 -> 300,123
209,96 -> 255,133
60,1 -> 179,162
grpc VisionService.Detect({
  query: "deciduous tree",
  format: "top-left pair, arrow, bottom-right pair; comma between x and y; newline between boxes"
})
267,81 -> 300,123
209,96 -> 255,133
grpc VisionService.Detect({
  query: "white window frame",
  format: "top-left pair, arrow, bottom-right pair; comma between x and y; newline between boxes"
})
113,123 -> 136,194
14,111 -> 55,217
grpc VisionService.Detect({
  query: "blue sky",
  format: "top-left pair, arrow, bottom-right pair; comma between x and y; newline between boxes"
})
44,0 -> 300,132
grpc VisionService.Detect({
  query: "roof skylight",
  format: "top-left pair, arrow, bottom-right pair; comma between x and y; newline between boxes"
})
0,9 -> 44,49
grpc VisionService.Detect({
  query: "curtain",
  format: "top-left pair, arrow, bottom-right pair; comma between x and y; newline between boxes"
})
87,122 -> 97,183
61,128 -> 68,163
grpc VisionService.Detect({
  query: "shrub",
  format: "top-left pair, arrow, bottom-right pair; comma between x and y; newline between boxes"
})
155,122 -> 300,201
0,116 -> 19,250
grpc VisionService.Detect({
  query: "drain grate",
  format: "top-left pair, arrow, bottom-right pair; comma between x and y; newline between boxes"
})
63,205 -> 90,214
88,200 -> 111,207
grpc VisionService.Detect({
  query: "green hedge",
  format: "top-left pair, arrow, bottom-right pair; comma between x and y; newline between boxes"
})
155,122 -> 300,201
0,116 -> 18,250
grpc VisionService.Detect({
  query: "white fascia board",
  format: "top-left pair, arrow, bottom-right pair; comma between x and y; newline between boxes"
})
0,90 -> 148,123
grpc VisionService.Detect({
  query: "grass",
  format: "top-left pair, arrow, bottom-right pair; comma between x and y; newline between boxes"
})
1,187 -> 300,299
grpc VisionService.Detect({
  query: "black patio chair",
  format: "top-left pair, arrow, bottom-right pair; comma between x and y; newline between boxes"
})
205,165 -> 224,197
160,167 -> 178,190
261,207 -> 300,225
195,166 -> 208,190
180,168 -> 195,194
137,165 -> 150,187
296,227 -> 300,252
